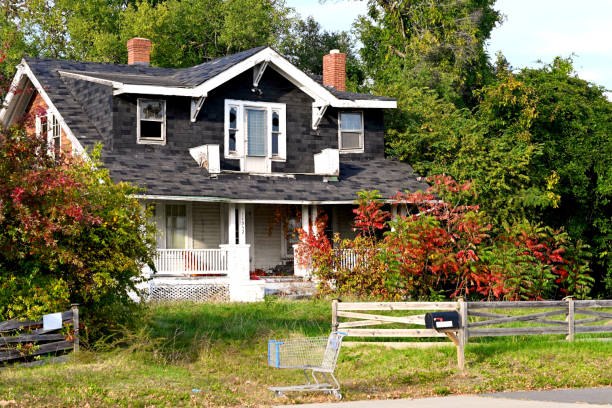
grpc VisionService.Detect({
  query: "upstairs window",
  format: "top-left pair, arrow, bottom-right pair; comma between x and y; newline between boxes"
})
339,111 -> 364,153
272,109 -> 281,156
228,106 -> 238,154
224,99 -> 286,163
36,113 -> 61,155
137,99 -> 166,144
49,114 -> 61,151
35,114 -> 48,139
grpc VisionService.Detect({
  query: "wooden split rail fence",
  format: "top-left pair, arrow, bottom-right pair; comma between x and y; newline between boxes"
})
0,305 -> 79,368
331,299 -> 612,371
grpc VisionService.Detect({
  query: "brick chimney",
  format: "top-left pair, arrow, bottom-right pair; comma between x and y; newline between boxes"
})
127,38 -> 152,66
323,49 -> 346,91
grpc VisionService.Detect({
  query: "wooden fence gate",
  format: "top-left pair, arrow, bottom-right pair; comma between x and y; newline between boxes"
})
331,300 -> 467,370
0,305 -> 79,368
332,298 -> 612,371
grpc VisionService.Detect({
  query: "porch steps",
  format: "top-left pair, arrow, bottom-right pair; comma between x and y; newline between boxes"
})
261,276 -> 318,298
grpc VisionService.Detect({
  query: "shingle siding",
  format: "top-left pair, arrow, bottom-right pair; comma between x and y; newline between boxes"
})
112,68 -> 385,173
62,77 -> 114,149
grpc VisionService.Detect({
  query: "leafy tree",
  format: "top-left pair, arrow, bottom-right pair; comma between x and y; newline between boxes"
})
390,57 -> 611,292
354,0 -> 501,105
0,116 -> 156,339
278,16 -> 364,90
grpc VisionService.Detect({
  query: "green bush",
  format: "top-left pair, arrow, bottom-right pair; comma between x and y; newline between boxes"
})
0,119 -> 156,340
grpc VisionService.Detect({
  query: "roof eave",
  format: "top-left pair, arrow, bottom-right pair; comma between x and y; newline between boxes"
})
96,47 -> 396,108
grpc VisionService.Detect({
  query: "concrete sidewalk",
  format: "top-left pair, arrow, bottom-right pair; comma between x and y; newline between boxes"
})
278,387 -> 612,407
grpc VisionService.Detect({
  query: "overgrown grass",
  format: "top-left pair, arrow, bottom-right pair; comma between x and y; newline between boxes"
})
1,298 -> 611,407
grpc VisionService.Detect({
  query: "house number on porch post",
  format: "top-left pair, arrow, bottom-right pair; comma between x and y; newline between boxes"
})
238,204 -> 246,245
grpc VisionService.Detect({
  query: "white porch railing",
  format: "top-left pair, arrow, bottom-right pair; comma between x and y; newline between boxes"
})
333,248 -> 379,271
334,249 -> 358,270
153,249 -> 228,275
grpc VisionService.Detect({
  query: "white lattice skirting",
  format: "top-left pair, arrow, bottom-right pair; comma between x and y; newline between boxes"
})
149,283 -> 230,302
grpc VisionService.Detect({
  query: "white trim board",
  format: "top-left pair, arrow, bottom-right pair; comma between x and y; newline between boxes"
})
78,48 -> 396,110
1,60 -> 87,157
135,194 -> 357,205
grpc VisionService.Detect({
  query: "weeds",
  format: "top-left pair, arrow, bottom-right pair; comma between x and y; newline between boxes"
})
0,299 -> 611,407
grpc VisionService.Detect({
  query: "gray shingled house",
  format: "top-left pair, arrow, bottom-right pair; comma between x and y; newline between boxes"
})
0,39 -> 428,301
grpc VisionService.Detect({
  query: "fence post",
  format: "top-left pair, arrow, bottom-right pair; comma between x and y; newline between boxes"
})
566,297 -> 575,342
457,297 -> 467,373
458,297 -> 468,347
71,303 -> 79,353
332,299 -> 339,332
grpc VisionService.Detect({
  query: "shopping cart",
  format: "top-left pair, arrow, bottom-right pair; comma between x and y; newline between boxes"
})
267,331 -> 347,400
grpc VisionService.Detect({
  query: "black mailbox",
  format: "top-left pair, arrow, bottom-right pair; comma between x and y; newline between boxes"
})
425,311 -> 460,330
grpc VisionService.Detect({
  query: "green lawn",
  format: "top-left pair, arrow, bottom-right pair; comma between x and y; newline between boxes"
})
1,299 -> 611,407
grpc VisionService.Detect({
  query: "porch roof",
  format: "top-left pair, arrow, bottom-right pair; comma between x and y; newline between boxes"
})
103,149 -> 429,202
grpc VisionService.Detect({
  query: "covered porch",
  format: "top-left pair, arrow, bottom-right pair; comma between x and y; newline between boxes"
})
145,200 -> 357,301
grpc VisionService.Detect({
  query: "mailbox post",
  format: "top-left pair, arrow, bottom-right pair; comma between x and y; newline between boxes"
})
425,310 -> 465,372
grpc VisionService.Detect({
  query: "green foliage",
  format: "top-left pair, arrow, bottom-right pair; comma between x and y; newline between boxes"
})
277,16 -> 365,90
0,120 -> 156,339
384,55 -> 611,293
354,0 -> 501,105
306,180 -> 592,301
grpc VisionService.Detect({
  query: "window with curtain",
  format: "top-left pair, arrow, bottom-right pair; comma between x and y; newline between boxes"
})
247,108 -> 266,157
339,112 -> 364,152
224,99 -> 286,167
166,204 -> 186,249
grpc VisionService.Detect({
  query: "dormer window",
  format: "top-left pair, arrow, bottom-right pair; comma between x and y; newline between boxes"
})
339,111 -> 364,153
272,110 -> 281,156
228,106 -> 238,153
137,99 -> 166,144
224,99 -> 286,171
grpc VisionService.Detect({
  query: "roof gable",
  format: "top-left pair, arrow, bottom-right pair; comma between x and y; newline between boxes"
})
44,47 -> 395,108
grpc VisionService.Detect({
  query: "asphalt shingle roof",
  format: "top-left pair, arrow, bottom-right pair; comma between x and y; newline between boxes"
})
102,146 -> 429,201
27,46 -> 393,100
23,47 -> 423,202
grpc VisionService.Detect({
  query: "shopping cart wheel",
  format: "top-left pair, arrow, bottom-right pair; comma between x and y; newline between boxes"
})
332,391 -> 342,400
274,391 -> 285,398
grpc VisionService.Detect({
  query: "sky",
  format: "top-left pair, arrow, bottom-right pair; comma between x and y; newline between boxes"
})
286,0 -> 612,99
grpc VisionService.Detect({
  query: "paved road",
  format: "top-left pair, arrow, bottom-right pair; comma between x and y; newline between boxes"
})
278,387 -> 612,407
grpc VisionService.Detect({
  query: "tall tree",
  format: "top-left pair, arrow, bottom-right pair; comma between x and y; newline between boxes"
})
278,16 -> 364,89
355,0 -> 501,105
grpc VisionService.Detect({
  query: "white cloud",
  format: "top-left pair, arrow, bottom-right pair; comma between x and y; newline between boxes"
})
489,0 -> 612,90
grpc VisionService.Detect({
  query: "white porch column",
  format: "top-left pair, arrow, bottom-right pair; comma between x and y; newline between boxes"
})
238,203 -> 246,245
301,204 -> 310,234
310,204 -> 318,237
391,204 -> 398,232
228,203 -> 236,244
221,243 -> 264,302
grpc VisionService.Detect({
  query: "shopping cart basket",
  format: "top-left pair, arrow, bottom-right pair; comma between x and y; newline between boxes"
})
267,331 -> 346,400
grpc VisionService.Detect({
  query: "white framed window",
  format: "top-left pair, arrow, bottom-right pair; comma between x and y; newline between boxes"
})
137,99 -> 166,144
35,114 -> 48,139
224,99 -> 286,165
49,113 -> 61,151
36,112 -> 61,155
338,111 -> 364,153
165,204 -> 187,249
